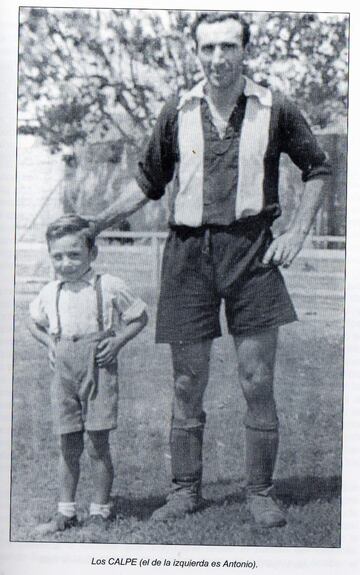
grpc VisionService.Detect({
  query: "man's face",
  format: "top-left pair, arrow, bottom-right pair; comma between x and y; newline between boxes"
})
48,233 -> 96,281
196,19 -> 246,90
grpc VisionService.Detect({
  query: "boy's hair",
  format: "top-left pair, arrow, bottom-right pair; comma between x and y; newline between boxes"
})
191,11 -> 250,49
46,214 -> 95,250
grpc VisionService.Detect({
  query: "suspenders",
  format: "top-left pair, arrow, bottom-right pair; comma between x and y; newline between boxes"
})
95,274 -> 105,332
55,274 -> 104,339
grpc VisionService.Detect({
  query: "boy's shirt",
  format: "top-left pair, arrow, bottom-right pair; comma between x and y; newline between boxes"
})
29,269 -> 146,338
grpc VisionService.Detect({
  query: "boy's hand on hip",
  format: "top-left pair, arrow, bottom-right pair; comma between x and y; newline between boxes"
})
95,337 -> 120,367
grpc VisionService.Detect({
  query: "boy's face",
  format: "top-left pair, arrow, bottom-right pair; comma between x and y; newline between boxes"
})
48,233 -> 97,281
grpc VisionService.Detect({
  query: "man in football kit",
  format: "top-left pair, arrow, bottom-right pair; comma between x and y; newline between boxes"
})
93,12 -> 331,527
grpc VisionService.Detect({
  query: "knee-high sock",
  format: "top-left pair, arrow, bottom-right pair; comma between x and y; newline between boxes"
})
170,413 -> 206,487
245,426 -> 279,493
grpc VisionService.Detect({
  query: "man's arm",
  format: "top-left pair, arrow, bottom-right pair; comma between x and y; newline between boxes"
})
92,98 -> 178,236
263,177 -> 327,268
263,95 -> 332,267
92,180 -> 149,235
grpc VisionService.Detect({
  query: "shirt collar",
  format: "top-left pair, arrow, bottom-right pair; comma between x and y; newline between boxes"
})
177,75 -> 272,110
177,79 -> 207,109
57,268 -> 96,287
243,76 -> 272,107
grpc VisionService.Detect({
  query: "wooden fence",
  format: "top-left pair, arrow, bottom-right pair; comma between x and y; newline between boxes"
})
15,231 -> 345,299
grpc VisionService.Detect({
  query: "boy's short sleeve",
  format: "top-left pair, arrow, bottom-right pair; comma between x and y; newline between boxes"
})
107,276 -> 147,325
121,298 -> 148,324
29,292 -> 50,329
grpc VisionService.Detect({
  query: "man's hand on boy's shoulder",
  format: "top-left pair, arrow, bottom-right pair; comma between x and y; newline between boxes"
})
80,215 -> 99,237
78,214 -> 107,237
81,214 -> 127,237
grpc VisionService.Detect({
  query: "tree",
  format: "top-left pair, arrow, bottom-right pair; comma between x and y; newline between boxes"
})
246,12 -> 348,129
18,8 -> 348,158
18,8 -> 199,159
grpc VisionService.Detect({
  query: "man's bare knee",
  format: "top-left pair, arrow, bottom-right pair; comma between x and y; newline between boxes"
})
171,341 -> 211,384
234,329 -> 277,401
171,340 -> 211,420
239,361 -> 275,402
174,374 -> 193,403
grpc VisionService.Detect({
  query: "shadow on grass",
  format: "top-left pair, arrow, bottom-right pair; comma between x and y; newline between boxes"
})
109,475 -> 341,521
275,475 -> 341,506
206,476 -> 341,508
111,494 -> 166,521
197,476 -> 341,510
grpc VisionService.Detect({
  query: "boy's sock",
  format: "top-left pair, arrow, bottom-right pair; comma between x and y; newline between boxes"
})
90,502 -> 112,519
58,501 -> 77,518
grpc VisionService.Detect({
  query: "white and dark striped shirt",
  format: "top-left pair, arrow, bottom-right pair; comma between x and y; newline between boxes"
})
136,76 -> 331,228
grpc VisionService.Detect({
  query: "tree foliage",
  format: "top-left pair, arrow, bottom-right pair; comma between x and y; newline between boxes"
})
246,12 -> 348,129
19,8 -> 348,159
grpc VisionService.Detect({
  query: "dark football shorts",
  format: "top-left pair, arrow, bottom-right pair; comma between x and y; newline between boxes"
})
156,219 -> 297,343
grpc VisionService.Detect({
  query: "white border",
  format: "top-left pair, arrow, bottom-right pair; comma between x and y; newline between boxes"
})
1,1 -> 359,573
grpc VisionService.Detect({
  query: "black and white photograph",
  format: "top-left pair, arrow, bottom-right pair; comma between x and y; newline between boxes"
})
1,0 -> 358,571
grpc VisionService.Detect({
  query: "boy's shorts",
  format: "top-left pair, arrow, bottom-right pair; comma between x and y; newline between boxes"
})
156,219 -> 297,343
51,331 -> 118,435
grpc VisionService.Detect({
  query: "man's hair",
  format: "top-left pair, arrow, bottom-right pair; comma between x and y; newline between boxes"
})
46,214 -> 95,250
191,12 -> 250,49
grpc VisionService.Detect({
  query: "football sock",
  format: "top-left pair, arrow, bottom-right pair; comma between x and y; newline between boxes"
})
245,427 -> 279,493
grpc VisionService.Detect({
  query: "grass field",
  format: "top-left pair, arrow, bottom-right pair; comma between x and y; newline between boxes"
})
11,266 -> 344,547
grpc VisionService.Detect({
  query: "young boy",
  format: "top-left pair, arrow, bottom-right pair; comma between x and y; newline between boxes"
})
28,214 -> 148,535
